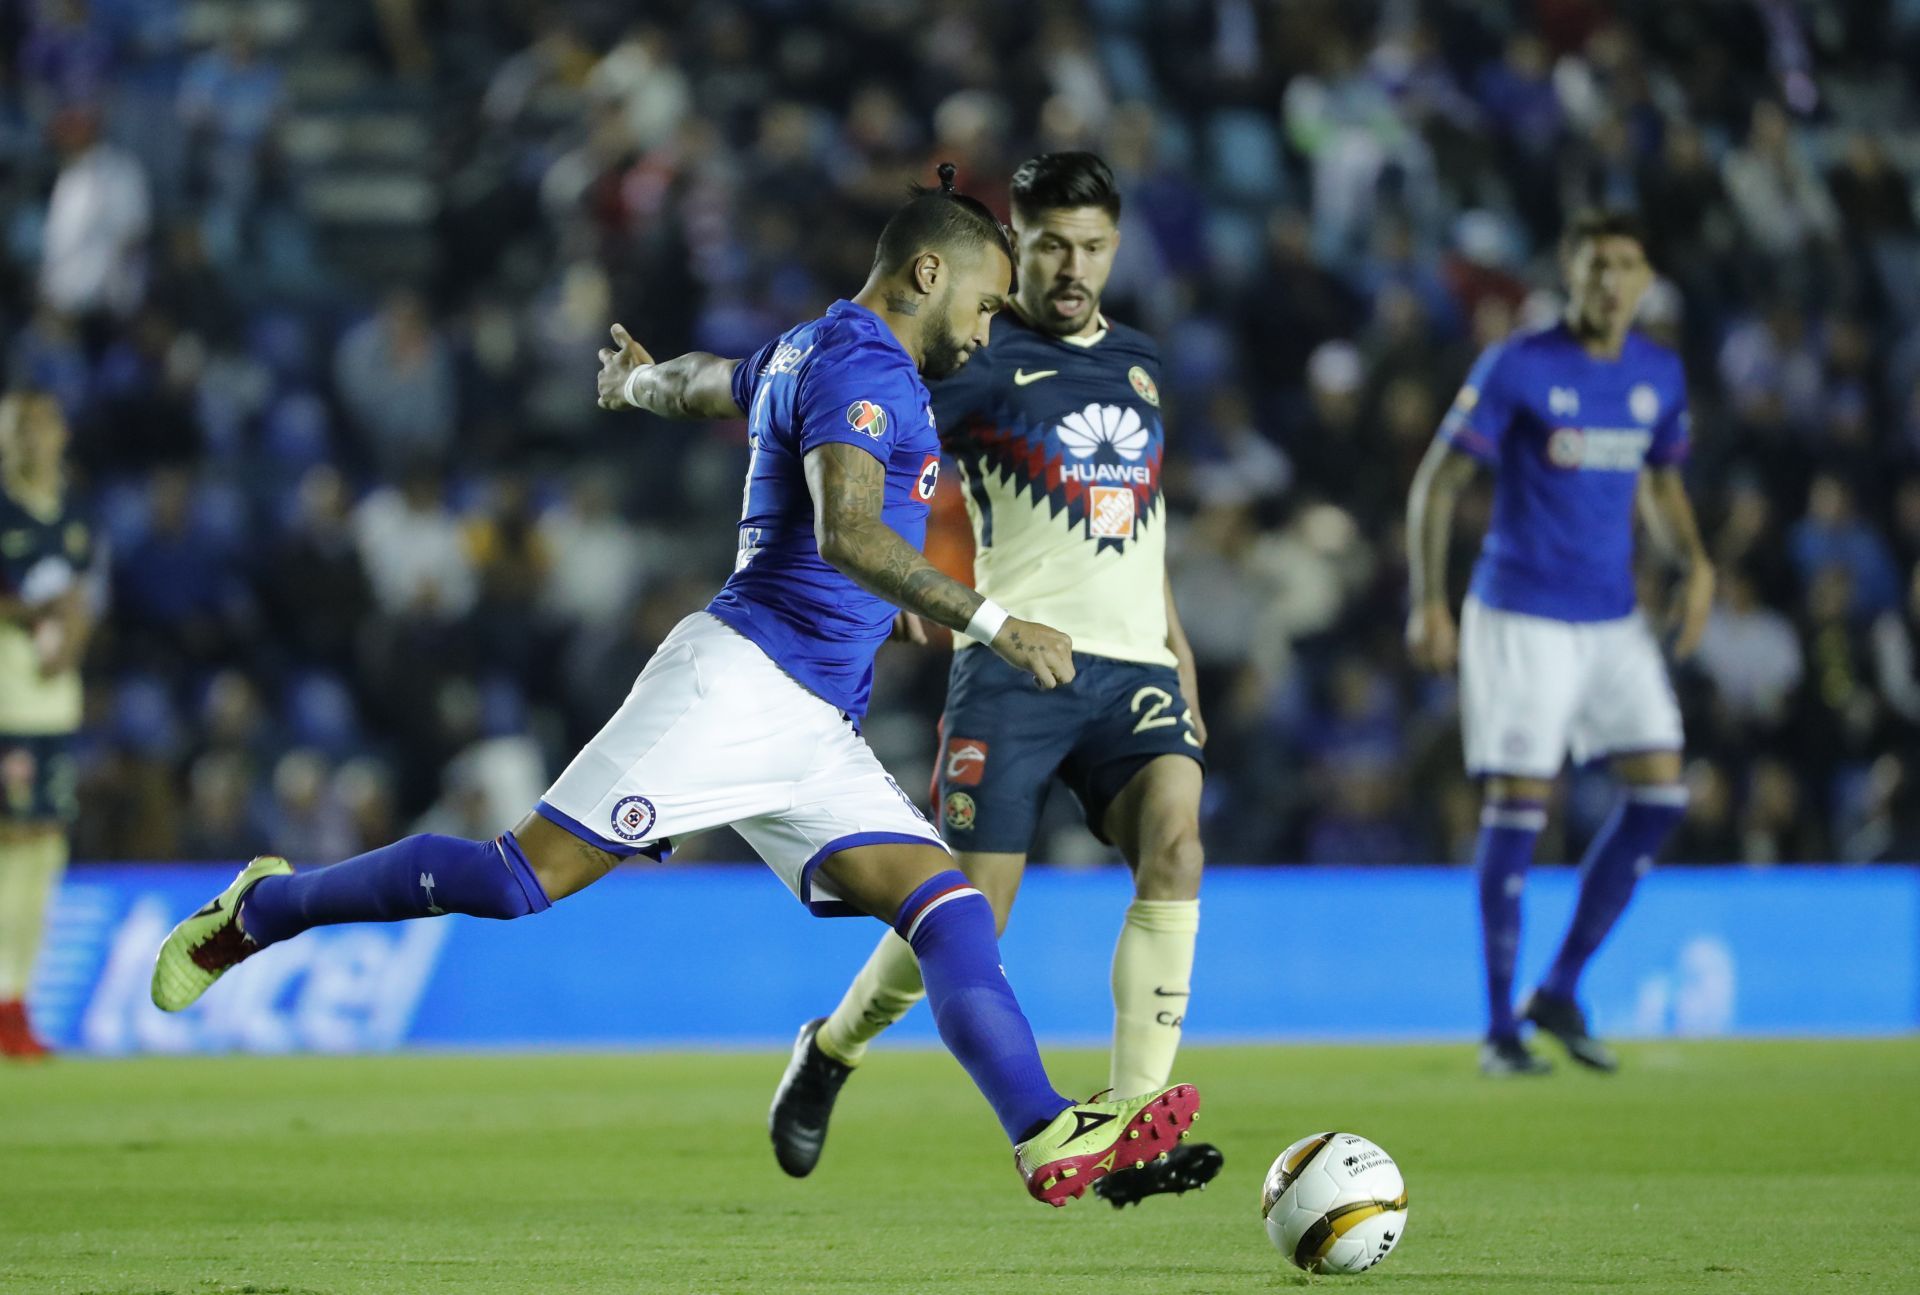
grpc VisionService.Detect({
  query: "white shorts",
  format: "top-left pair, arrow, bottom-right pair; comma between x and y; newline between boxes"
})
536,612 -> 947,915
1459,596 -> 1683,778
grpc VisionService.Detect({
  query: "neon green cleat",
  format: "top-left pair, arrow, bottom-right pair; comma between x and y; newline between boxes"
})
149,856 -> 292,1012
1014,1083 -> 1202,1207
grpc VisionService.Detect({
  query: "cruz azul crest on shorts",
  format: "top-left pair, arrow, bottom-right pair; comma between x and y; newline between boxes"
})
611,795 -> 657,842
845,399 -> 888,439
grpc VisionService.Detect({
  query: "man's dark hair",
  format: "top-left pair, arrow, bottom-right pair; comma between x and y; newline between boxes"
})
1561,208 -> 1648,260
873,163 -> 1015,285
1009,151 -> 1121,222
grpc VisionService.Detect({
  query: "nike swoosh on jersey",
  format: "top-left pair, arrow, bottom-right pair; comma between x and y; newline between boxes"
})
1012,368 -> 1058,386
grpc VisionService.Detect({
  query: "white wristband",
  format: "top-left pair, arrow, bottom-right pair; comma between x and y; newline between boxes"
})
622,366 -> 647,409
964,599 -> 1009,646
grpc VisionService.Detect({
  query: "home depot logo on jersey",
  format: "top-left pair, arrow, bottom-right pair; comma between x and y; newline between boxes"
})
1090,486 -> 1137,539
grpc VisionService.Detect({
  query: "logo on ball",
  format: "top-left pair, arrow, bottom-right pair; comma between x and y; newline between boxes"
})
611,795 -> 657,842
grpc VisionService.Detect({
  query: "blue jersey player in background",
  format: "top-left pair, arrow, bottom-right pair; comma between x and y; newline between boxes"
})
1406,210 -> 1715,1077
150,168 -> 1203,1208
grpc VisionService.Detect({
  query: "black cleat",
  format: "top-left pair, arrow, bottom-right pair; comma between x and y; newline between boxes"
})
1090,1139 -> 1225,1208
1479,1034 -> 1553,1076
769,1017 -> 854,1177
1522,990 -> 1619,1072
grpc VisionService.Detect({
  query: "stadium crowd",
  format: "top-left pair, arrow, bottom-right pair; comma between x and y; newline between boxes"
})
5,0 -> 1920,866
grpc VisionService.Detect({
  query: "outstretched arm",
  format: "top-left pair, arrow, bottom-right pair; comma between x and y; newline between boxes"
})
804,442 -> 1076,689
597,324 -> 744,420
1638,466 -> 1715,660
1405,439 -> 1481,673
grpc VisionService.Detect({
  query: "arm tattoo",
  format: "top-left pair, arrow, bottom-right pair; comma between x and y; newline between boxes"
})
628,353 -> 743,420
882,291 -> 920,316
806,443 -> 984,631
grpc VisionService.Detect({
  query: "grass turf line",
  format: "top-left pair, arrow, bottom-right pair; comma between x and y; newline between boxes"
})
2,1039 -> 1915,1294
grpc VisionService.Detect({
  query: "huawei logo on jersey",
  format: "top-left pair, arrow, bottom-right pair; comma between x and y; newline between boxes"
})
1059,404 -> 1149,461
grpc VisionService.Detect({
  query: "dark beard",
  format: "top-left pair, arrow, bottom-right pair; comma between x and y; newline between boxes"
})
920,311 -> 969,380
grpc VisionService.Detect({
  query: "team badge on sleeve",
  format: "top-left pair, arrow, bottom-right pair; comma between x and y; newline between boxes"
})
611,795 -> 657,842
846,399 -> 889,439
916,454 -> 941,501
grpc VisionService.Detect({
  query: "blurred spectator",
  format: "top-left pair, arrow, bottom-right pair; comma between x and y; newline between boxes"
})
1695,567 -> 1803,727
332,291 -> 458,472
40,107 -> 151,319
1789,475 -> 1900,621
352,462 -> 476,620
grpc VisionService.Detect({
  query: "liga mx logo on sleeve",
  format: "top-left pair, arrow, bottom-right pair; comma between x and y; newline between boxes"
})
846,399 -> 888,439
611,795 -> 657,842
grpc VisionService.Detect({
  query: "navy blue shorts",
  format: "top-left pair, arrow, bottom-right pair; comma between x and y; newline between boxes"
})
0,733 -> 78,824
932,648 -> 1204,854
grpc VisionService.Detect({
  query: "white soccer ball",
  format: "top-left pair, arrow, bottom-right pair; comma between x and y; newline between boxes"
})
1260,1132 -> 1408,1274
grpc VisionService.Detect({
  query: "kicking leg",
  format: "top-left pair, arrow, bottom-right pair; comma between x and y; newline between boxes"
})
150,813 -> 614,1012
1525,751 -> 1687,1071
815,842 -> 1200,1206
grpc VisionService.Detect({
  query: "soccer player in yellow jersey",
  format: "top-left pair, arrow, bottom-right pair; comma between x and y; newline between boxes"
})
773,153 -> 1220,1205
0,390 -> 97,1058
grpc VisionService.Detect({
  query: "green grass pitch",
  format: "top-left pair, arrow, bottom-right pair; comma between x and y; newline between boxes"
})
2,1039 -> 1915,1294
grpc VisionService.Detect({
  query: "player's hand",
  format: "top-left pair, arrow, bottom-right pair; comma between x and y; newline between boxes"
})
889,611 -> 930,645
597,323 -> 655,410
1668,562 -> 1715,661
992,617 -> 1076,690
1407,600 -> 1458,674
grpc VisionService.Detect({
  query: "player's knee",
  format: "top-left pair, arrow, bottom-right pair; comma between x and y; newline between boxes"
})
1484,776 -> 1553,806
511,814 -> 618,903
1134,820 -> 1203,901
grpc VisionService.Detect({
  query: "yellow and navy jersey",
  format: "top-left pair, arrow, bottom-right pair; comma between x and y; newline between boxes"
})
933,309 -> 1174,667
0,486 -> 92,734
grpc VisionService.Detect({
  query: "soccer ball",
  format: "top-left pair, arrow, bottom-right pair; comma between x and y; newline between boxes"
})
1260,1132 -> 1408,1274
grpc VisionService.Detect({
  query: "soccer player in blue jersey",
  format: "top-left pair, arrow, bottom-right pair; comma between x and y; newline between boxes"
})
1406,210 -> 1714,1076
151,169 -> 1201,1206
770,153 -> 1219,1206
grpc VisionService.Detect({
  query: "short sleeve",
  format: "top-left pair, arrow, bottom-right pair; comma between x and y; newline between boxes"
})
730,336 -> 782,416
1646,373 -> 1691,467
1437,344 -> 1516,464
794,339 -> 915,461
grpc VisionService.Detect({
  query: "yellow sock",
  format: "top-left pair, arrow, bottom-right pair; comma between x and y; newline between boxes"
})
816,930 -> 926,1066
0,832 -> 68,999
1110,898 -> 1200,1097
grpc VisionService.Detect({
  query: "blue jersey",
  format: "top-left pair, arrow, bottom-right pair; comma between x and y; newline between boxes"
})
1440,322 -> 1690,622
706,299 -> 941,718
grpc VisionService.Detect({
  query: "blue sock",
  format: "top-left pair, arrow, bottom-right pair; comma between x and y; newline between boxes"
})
240,832 -> 551,947
1476,800 -> 1543,1042
896,871 -> 1072,1144
1539,785 -> 1687,1002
